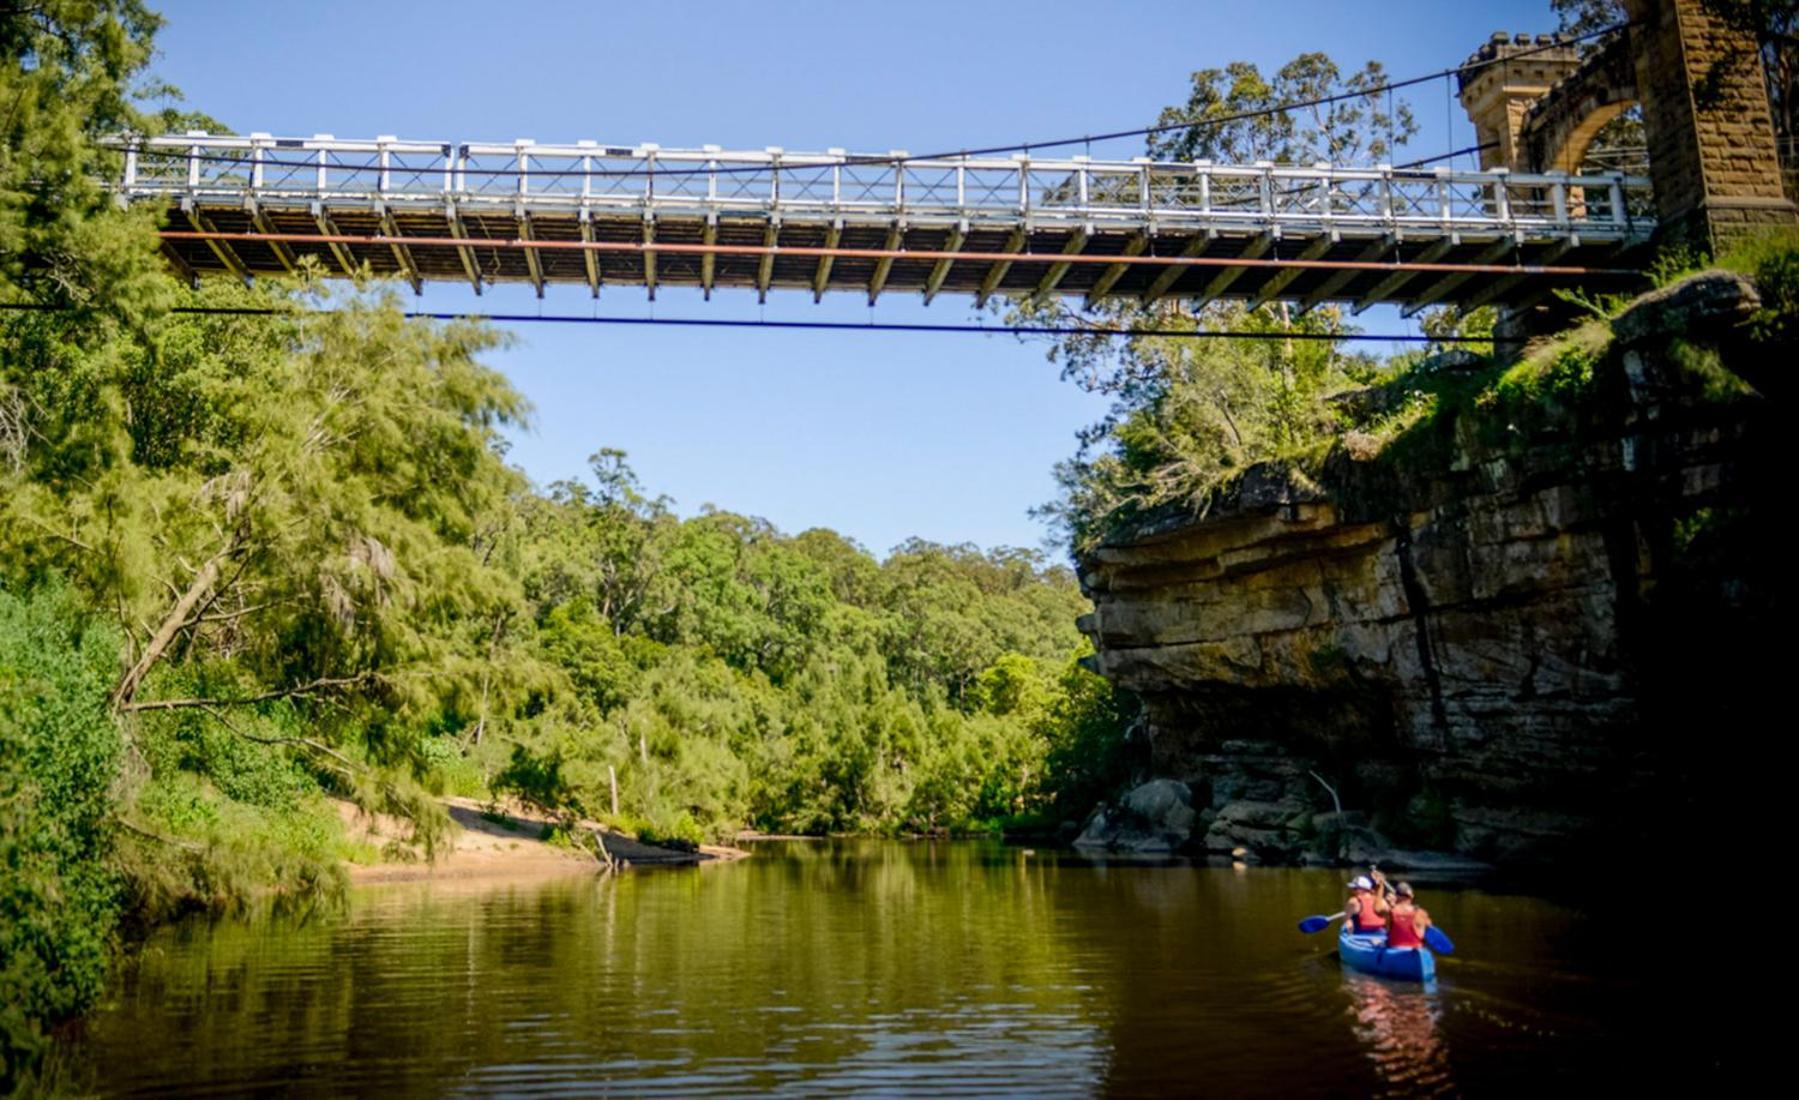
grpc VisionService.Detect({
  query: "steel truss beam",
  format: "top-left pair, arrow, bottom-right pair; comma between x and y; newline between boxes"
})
975,228 -> 1027,308
1354,238 -> 1455,315
183,204 -> 251,286
1401,237 -> 1514,317
1086,232 -> 1148,307
380,207 -> 422,295
922,224 -> 965,305
868,223 -> 903,305
1298,235 -> 1393,314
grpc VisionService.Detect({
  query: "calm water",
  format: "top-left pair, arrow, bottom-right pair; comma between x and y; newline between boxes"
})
62,841 -> 1729,1097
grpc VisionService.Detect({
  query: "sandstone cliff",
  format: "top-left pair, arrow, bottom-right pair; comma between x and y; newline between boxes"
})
1075,272 -> 1779,867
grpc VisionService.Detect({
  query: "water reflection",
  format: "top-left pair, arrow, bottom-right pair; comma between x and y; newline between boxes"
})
1341,970 -> 1452,1097
60,842 -> 1701,1098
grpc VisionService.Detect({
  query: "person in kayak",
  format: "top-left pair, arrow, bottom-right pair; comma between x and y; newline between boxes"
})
1345,875 -> 1389,933
1384,882 -> 1432,949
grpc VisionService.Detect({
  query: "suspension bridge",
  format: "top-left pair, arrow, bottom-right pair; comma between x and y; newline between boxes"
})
112,134 -> 1654,316
104,3 -> 1799,319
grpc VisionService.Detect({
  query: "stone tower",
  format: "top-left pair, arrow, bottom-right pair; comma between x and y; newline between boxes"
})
1623,0 -> 1795,249
1457,33 -> 1584,173
1461,0 -> 1795,254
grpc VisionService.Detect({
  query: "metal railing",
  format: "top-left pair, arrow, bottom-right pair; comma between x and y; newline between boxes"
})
109,132 -> 1656,239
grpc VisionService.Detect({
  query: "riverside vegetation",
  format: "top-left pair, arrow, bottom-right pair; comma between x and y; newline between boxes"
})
2,2 -> 1139,1084
5,0 -> 1794,1093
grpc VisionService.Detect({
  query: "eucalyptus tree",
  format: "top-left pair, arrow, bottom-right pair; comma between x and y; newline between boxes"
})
1020,52 -> 1408,549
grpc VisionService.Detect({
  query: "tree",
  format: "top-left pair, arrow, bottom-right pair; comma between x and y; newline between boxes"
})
0,587 -> 121,1087
1015,52 -> 1410,549
1,1 -> 171,316
2,281 -> 531,773
1149,53 -> 1414,166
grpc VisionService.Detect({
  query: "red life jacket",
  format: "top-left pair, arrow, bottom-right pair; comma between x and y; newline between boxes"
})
1387,901 -> 1423,948
1351,890 -> 1386,932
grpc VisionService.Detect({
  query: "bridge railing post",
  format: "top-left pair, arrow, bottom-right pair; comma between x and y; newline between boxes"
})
1197,161 -> 1212,218
314,138 -> 329,197
1015,153 -> 1029,217
1379,165 -> 1394,226
1549,171 -> 1570,228
1608,174 -> 1626,230
122,136 -> 138,191
1491,166 -> 1510,225
1136,157 -> 1150,215
1256,160 -> 1273,222
185,131 -> 201,193
768,147 -> 781,211
515,140 -> 530,199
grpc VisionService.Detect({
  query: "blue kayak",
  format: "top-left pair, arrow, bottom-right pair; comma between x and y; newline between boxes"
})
1339,925 -> 1436,982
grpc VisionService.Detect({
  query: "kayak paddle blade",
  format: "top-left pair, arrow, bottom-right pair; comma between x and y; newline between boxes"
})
1424,926 -> 1456,955
1297,915 -> 1332,934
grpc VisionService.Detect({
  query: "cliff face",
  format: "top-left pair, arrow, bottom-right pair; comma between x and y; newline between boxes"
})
1076,273 -> 1779,867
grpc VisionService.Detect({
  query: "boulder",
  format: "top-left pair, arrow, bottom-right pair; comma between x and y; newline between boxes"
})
1610,269 -> 1758,347
1200,798 -> 1310,857
1072,779 -> 1196,854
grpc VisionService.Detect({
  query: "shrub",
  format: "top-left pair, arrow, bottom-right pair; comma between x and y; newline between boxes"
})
0,587 -> 123,1089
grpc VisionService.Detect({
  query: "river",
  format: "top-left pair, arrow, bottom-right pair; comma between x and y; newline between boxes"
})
60,840 -> 1721,1097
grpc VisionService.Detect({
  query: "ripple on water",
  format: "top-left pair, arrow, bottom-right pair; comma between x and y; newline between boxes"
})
62,845 -> 1682,1098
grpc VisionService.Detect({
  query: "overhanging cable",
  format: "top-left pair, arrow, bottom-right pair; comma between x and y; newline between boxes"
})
121,25 -> 1627,182
0,302 -> 1493,343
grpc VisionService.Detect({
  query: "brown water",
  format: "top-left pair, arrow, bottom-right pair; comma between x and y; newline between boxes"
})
62,841 -> 1728,1097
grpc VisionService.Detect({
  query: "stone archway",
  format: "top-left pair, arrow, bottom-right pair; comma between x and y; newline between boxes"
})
1521,33 -> 1641,175
1460,1 -> 1796,252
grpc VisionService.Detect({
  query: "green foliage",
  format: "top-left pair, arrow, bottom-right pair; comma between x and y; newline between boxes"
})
1,4 -> 1135,1076
1,0 -> 169,317
1019,50 -> 1413,550
497,449 -> 1119,842
1719,228 -> 1799,345
492,743 -> 576,818
124,770 -> 351,916
0,586 -> 122,1088
1038,658 -> 1135,822
1148,52 -> 1416,165
1033,302 -> 1376,549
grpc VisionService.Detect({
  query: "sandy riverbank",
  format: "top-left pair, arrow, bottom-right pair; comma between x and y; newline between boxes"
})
340,797 -> 747,884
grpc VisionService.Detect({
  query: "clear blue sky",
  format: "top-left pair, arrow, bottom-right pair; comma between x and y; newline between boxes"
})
147,0 -> 1554,557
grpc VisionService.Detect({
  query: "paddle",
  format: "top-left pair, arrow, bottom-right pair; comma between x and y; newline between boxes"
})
1297,911 -> 1345,934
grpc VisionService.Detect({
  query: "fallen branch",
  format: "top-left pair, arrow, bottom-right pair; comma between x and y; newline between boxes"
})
116,817 -> 204,852
1308,770 -> 1346,860
194,703 -> 362,776
109,536 -> 239,710
116,674 -> 377,713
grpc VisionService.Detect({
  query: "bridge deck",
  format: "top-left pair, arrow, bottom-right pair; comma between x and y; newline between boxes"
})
114,134 -> 1656,311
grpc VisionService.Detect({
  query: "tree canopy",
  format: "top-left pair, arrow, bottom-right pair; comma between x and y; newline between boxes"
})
0,8 -> 1131,1085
